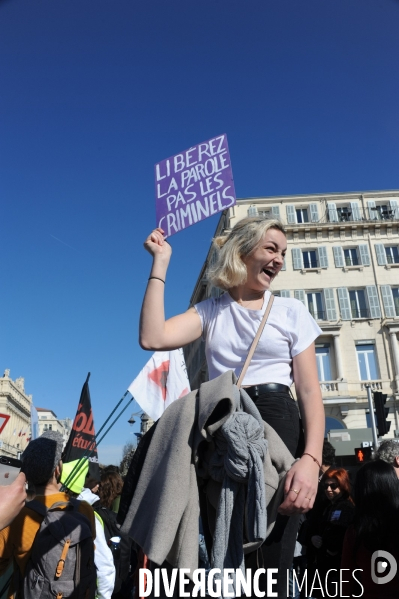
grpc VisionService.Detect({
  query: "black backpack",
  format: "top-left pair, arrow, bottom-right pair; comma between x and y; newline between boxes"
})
93,503 -> 131,594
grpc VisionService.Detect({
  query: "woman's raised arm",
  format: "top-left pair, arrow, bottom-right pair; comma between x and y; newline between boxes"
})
139,228 -> 202,350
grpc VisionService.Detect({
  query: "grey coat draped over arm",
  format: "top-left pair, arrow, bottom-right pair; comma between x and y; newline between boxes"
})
121,371 -> 295,576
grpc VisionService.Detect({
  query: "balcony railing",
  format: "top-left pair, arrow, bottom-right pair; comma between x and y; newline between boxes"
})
344,257 -> 360,267
309,310 -> 328,321
303,258 -> 319,269
320,381 -> 339,392
360,380 -> 383,391
350,308 -> 370,319
282,208 -> 399,226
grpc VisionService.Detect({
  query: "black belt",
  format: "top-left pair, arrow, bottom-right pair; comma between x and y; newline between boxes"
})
244,383 -> 290,398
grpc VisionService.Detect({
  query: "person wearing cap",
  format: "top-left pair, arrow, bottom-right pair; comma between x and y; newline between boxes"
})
0,431 -> 96,591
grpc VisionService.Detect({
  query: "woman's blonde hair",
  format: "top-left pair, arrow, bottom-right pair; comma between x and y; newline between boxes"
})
208,217 -> 286,290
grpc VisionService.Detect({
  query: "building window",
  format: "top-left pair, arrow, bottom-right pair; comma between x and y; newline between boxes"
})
367,199 -> 399,221
386,246 -> 399,264
292,247 -> 328,270
337,206 -> 352,222
296,208 -> 309,223
43,424 -> 48,431
393,288 -> 399,316
307,292 -> 326,320
333,244 -> 370,268
302,250 -> 318,269
356,343 -> 379,380
338,286 -> 380,320
316,344 -> 332,381
286,203 -> 318,224
48,424 -> 52,430
344,248 -> 359,267
349,289 -> 369,318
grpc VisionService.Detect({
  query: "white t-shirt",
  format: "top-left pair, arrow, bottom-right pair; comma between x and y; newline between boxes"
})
194,290 -> 322,387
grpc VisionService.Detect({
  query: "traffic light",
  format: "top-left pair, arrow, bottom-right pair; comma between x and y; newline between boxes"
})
355,447 -> 372,463
374,391 -> 391,436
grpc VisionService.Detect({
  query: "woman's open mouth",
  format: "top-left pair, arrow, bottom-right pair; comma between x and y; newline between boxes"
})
263,268 -> 276,278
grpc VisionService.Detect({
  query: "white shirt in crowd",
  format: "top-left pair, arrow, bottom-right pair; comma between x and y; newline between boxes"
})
78,487 -> 116,599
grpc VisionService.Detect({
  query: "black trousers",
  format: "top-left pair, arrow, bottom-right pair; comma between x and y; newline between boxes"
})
245,389 -> 305,599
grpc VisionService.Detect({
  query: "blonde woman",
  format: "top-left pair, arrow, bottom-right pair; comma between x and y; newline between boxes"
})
140,217 -> 324,597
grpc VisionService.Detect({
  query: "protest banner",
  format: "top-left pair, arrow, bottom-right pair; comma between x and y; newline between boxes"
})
155,133 -> 236,237
61,373 -> 100,491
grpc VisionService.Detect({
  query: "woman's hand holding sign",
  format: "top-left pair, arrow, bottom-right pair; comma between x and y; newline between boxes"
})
140,228 -> 202,352
144,228 -> 172,262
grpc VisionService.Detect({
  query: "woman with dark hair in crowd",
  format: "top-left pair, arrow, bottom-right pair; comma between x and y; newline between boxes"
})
309,467 -> 355,597
94,471 -> 132,599
341,460 -> 399,598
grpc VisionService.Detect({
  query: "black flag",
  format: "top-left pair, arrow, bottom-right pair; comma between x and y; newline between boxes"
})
61,373 -> 100,491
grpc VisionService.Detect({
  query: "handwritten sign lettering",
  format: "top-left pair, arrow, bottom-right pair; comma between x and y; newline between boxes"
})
155,134 -> 236,237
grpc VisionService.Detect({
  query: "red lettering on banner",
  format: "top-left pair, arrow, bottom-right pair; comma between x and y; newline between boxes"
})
73,413 -> 87,432
83,412 -> 95,435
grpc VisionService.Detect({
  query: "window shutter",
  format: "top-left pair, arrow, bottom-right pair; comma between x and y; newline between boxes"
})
350,202 -> 361,221
286,205 -> 296,224
280,259 -> 286,271
248,206 -> 258,217
309,203 -> 319,222
291,248 -> 303,270
366,286 -> 381,319
324,288 -> 337,321
367,200 -> 377,220
359,244 -> 371,266
337,288 -> 351,320
375,244 -> 387,266
318,246 -> 329,268
380,285 -> 396,318
280,290 -> 291,298
389,199 -> 399,219
333,246 -> 344,268
327,202 -> 338,222
272,205 -> 281,220
294,290 -> 306,305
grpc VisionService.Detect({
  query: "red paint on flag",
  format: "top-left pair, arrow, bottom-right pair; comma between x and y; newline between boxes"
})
148,360 -> 170,401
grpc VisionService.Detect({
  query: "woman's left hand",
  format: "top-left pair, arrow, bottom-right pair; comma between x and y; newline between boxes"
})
278,456 -> 320,515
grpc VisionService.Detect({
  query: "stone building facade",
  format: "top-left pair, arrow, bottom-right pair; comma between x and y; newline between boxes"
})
36,408 -> 72,447
0,370 -> 32,458
184,190 -> 399,440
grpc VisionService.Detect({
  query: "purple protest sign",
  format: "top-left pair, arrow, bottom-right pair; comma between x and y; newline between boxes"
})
155,134 -> 236,237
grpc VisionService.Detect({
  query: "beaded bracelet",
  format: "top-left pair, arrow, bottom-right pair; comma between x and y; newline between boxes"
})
148,276 -> 165,284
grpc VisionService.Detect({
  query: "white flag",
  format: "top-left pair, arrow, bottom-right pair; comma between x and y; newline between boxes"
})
128,349 -> 191,422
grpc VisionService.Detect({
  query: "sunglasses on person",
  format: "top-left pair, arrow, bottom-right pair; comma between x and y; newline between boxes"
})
324,482 -> 339,491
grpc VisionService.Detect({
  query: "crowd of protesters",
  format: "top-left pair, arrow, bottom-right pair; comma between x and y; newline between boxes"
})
1,433 -> 399,599
1,218 -> 399,598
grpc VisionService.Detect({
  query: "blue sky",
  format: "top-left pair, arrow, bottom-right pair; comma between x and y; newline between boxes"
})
1,0 -> 399,465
